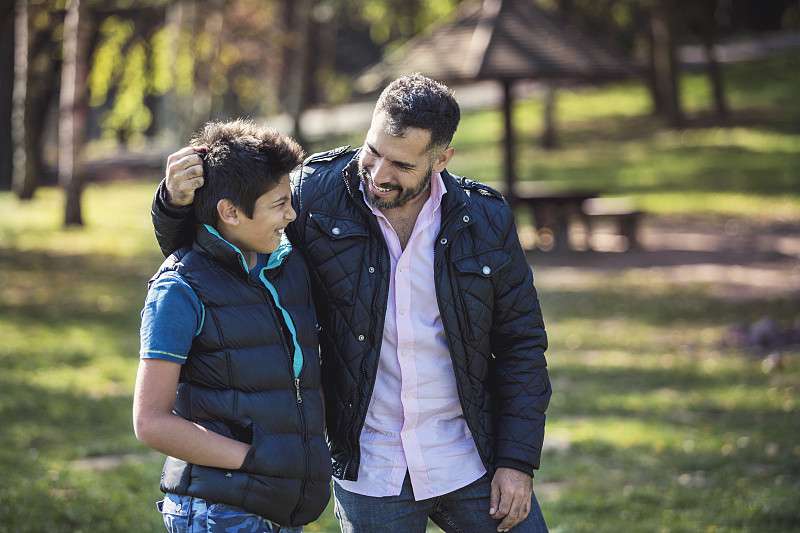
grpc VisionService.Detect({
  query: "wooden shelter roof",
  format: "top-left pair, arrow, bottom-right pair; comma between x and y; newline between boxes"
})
355,0 -> 641,93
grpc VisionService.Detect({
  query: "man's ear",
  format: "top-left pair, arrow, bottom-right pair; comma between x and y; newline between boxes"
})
432,147 -> 455,174
216,199 -> 239,225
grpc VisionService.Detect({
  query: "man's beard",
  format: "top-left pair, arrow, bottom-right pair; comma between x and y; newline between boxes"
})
359,162 -> 433,210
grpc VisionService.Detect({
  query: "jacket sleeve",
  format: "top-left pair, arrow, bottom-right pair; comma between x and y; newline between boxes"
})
151,179 -> 197,258
490,207 -> 550,476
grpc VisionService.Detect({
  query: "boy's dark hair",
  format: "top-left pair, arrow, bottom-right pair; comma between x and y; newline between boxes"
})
374,73 -> 461,155
190,119 -> 304,226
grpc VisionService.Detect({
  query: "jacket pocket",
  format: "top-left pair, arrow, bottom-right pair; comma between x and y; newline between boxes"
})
452,250 -> 512,339
305,212 -> 369,305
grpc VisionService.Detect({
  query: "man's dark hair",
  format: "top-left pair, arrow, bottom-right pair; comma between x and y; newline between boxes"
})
374,73 -> 461,155
190,119 -> 304,226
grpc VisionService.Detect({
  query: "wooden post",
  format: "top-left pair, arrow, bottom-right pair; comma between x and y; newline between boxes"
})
502,79 -> 515,200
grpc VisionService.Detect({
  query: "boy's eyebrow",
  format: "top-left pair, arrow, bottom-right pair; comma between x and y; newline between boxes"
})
271,194 -> 291,204
366,142 -> 417,170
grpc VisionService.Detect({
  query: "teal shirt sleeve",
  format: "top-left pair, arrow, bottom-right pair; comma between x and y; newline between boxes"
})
139,271 -> 204,364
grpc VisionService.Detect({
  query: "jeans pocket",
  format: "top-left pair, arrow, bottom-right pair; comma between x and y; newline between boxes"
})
159,493 -> 191,533
206,501 -> 282,532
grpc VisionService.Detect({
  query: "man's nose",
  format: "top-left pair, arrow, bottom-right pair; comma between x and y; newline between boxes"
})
371,158 -> 390,182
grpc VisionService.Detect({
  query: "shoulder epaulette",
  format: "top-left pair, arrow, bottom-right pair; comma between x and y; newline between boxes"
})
303,145 -> 351,165
460,177 -> 504,199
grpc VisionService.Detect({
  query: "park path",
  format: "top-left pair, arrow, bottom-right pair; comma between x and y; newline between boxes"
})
529,218 -> 800,301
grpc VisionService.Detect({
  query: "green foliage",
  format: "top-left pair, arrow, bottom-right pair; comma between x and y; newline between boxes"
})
351,0 -> 462,47
88,16 -> 133,107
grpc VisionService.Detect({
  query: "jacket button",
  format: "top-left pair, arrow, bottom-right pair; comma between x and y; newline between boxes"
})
368,267 -> 375,273
462,215 -> 470,223
358,334 -> 365,341
440,238 -> 448,245
482,266 -> 491,275
332,227 -> 341,235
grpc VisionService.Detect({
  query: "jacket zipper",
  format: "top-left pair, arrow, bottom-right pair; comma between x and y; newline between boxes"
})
339,155 -> 389,480
432,200 -> 487,468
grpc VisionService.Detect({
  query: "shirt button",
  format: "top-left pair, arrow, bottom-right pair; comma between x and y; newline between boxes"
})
398,265 -> 403,272
332,227 -> 341,235
404,393 -> 411,399
402,351 -> 408,357
483,266 -> 491,275
399,309 -> 405,316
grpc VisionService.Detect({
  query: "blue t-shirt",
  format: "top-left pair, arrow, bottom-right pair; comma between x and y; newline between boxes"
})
139,253 -> 269,365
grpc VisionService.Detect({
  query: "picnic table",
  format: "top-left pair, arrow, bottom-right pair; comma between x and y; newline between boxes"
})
485,181 -> 643,252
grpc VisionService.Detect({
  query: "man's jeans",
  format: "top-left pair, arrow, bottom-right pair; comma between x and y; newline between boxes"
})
158,493 -> 303,533
333,473 -> 548,533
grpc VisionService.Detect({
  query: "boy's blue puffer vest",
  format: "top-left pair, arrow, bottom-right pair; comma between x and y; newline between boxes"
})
153,224 -> 331,527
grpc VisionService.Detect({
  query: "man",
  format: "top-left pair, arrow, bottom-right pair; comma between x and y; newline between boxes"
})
152,73 -> 551,533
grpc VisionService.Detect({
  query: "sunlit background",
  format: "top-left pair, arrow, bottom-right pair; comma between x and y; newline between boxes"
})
1,1 -> 799,531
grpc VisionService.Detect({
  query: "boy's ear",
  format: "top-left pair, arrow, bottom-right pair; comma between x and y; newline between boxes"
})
216,199 -> 239,225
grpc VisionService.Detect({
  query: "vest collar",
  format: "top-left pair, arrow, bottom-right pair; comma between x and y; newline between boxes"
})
195,224 -> 292,275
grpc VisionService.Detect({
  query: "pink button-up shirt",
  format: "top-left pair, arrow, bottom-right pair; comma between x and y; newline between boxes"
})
335,172 -> 486,500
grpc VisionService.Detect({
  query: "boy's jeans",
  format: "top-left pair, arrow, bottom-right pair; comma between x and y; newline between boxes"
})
158,493 -> 303,533
333,472 -> 548,533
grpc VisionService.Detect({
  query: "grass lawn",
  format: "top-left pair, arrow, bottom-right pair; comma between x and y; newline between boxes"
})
1,51 -> 799,531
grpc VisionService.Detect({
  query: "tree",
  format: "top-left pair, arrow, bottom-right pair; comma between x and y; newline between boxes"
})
695,0 -> 729,119
11,0 -> 30,198
11,1 -> 66,200
59,0 -> 91,226
0,7 -> 14,191
650,0 -> 684,127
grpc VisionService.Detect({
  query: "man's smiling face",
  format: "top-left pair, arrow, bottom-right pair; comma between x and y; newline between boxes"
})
358,111 -> 436,211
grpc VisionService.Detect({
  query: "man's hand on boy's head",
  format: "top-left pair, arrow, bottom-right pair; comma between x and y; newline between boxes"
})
165,146 -> 206,207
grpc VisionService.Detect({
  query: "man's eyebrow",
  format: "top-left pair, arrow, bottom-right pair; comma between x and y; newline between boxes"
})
366,142 -> 417,169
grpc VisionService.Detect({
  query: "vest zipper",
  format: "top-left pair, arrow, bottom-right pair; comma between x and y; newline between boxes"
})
290,373 -> 310,524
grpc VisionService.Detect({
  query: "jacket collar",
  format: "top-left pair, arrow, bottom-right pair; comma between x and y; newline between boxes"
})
194,224 -> 291,276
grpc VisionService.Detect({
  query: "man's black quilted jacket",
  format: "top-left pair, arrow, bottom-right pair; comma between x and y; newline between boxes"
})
150,146 -> 551,482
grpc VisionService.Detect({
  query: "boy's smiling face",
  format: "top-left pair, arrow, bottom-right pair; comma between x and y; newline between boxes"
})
218,174 -> 296,268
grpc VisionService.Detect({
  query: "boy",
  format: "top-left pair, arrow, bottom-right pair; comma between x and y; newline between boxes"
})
134,119 -> 331,532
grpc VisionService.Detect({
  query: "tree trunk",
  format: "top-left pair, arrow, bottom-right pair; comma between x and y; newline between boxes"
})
173,1 -> 196,142
192,1 -> 223,128
702,0 -> 728,120
645,22 -> 662,117
541,81 -> 558,150
12,0 -> 36,199
0,8 -> 15,191
650,0 -> 683,128
59,0 -> 90,226
284,0 -> 314,146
